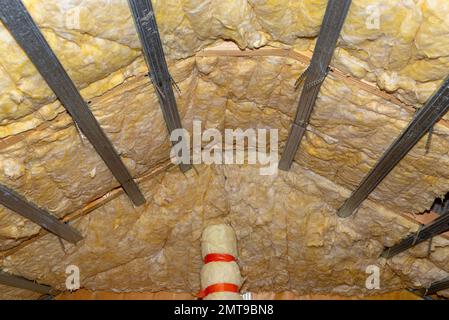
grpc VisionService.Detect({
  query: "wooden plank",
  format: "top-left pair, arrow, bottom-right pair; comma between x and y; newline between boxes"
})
0,270 -> 57,295
0,0 -> 145,206
128,0 -> 191,172
0,184 -> 83,243
197,43 -> 416,110
279,0 -> 352,171
337,76 -> 449,218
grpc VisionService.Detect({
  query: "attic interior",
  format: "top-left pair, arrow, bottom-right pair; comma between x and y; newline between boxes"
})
1,0 -> 449,301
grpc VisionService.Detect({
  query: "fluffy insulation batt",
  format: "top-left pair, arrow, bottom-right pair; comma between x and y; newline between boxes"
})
1,0 -> 449,299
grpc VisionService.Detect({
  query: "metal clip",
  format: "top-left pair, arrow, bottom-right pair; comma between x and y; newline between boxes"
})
425,125 -> 434,155
412,224 -> 424,246
150,77 -> 166,100
295,66 -> 310,89
74,120 -> 87,146
304,67 -> 330,90
57,236 -> 67,254
427,235 -> 433,257
170,74 -> 182,96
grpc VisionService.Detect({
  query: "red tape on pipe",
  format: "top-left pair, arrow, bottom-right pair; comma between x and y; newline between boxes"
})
197,283 -> 239,298
204,253 -> 236,264
198,253 -> 239,298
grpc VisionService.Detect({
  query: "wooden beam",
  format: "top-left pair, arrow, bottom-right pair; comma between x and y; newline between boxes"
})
0,0 -> 145,206
0,184 -> 83,243
128,0 -> 191,172
0,270 -> 57,295
337,76 -> 449,218
278,0 -> 351,171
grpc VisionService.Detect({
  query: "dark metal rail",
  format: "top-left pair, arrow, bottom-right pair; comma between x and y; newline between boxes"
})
0,270 -> 58,295
0,0 -> 145,206
381,212 -> 449,258
128,0 -> 191,172
417,277 -> 449,296
278,0 -> 351,171
337,76 -> 449,218
0,184 -> 82,243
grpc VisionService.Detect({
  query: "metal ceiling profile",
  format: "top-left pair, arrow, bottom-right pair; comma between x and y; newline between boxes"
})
337,76 -> 449,218
0,184 -> 83,243
417,277 -> 449,296
278,0 -> 352,171
0,0 -> 146,206
0,270 -> 57,296
381,211 -> 449,259
128,0 -> 192,173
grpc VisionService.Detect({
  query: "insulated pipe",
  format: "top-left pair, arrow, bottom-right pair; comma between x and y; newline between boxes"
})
199,224 -> 242,300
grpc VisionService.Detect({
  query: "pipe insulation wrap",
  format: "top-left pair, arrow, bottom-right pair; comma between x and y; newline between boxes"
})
201,224 -> 238,258
200,224 -> 242,300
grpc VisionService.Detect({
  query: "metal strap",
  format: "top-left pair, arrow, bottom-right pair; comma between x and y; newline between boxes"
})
0,0 -> 145,206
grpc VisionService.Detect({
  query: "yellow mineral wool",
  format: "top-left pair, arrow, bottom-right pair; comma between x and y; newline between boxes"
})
1,0 -> 449,301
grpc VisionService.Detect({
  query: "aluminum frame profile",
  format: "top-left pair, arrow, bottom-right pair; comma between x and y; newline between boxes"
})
381,212 -> 449,259
0,270 -> 57,295
417,277 -> 449,296
278,0 -> 352,171
337,76 -> 449,218
128,0 -> 192,172
0,0 -> 145,206
0,184 -> 83,243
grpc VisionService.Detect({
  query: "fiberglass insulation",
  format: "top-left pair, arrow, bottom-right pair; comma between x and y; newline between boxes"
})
1,0 -> 449,298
